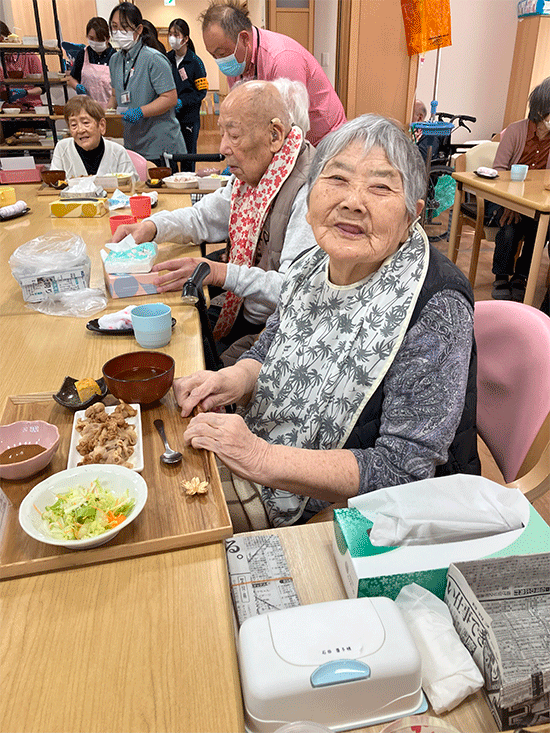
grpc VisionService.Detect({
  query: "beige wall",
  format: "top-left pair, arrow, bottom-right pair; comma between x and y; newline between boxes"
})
416,0 -> 517,142
4,0 -> 97,45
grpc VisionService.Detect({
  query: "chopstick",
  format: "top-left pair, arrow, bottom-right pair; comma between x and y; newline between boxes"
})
192,407 -> 211,483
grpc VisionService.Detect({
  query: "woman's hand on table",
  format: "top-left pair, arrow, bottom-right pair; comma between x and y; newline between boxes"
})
110,220 -> 157,244
184,411 -> 270,482
174,361 -> 261,416
152,257 -> 227,292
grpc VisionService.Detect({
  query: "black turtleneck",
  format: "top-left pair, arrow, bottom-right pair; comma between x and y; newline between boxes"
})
74,137 -> 105,175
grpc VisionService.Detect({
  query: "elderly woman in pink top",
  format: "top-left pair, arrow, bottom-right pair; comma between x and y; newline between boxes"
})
490,76 -> 550,301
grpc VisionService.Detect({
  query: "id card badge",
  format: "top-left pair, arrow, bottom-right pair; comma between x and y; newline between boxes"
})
121,91 -> 130,105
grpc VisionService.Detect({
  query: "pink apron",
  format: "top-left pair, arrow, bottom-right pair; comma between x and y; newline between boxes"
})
81,48 -> 112,108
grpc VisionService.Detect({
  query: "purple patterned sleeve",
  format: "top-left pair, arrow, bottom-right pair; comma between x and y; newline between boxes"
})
350,290 -> 474,494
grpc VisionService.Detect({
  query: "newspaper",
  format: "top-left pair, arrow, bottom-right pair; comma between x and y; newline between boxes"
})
446,553 -> 550,724
225,534 -> 300,627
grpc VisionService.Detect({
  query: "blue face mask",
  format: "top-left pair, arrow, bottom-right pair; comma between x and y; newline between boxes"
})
215,34 -> 247,76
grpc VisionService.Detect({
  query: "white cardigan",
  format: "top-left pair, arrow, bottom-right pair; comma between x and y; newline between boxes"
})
50,138 -> 138,180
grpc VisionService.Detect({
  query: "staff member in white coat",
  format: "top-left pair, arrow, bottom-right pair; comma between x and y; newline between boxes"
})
107,2 -> 186,167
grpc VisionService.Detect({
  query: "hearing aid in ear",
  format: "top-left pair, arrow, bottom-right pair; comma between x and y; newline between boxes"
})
270,117 -> 282,141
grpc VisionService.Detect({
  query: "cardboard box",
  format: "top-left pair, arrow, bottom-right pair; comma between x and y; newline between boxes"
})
445,554 -> 550,729
103,267 -> 160,299
332,478 -> 550,601
50,199 -> 108,218
18,267 -> 90,303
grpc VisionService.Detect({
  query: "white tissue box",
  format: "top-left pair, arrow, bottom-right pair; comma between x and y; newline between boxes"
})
446,553 -> 550,729
333,477 -> 550,601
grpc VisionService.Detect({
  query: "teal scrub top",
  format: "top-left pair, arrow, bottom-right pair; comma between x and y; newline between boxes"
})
109,40 -> 187,160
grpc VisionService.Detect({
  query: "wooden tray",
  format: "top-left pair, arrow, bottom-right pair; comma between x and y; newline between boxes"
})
37,181 -> 139,196
0,392 -> 232,580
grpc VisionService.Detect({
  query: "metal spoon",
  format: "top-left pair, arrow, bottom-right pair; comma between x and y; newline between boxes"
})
153,419 -> 183,465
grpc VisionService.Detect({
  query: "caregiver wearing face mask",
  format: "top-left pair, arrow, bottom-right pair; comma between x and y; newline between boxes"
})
167,18 -> 208,171
107,2 -> 186,167
67,17 -> 116,108
489,76 -> 550,302
199,0 -> 346,146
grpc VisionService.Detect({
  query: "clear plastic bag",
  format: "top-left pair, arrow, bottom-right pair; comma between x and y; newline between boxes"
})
25,288 -> 107,317
9,231 -> 91,280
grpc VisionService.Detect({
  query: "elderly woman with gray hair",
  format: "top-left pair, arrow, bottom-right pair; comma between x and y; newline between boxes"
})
175,114 -> 481,531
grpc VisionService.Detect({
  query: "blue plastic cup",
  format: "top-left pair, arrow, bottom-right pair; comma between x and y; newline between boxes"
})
510,164 -> 528,181
131,303 -> 172,348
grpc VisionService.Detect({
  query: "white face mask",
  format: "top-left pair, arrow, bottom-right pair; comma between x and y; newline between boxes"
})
111,30 -> 137,51
88,39 -> 107,53
169,35 -> 184,50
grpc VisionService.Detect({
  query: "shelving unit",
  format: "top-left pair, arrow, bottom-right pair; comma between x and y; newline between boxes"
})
0,0 -> 68,156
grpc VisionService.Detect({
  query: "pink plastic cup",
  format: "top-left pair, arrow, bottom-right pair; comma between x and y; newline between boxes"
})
129,195 -> 152,219
109,214 -> 137,236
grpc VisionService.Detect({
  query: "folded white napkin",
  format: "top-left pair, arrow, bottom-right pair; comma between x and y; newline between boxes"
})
97,305 -> 136,330
366,475 -> 525,546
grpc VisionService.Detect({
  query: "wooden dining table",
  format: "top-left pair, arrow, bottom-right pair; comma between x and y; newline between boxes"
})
0,184 -> 245,732
447,169 -> 550,305
2,184 -> 549,733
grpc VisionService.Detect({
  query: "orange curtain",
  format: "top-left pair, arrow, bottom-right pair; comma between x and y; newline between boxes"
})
400,0 -> 452,57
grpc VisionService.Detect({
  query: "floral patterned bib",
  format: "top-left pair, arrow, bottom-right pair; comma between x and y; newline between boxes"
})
244,224 -> 429,526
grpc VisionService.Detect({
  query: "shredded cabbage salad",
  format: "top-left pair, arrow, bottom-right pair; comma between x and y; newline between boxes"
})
40,479 -> 135,541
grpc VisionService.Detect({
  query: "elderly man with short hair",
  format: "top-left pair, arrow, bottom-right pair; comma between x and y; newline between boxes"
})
199,0 -> 346,146
111,80 -> 316,361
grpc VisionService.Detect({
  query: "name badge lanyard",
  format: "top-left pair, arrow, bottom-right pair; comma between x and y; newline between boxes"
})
121,43 -> 143,104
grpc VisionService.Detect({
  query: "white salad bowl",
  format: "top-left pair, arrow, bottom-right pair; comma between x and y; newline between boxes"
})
19,464 -> 147,549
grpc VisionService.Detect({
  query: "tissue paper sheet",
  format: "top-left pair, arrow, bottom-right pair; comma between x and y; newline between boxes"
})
367,475 -> 525,547
395,583 -> 483,713
103,236 -> 158,274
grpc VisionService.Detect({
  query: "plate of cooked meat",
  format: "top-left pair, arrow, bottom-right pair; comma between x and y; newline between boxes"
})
66,402 -> 143,472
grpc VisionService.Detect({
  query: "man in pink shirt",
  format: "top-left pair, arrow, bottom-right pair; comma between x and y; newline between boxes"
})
200,0 -> 346,146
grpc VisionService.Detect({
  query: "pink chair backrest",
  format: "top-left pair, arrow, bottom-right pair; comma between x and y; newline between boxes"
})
126,150 -> 149,181
474,301 -> 550,483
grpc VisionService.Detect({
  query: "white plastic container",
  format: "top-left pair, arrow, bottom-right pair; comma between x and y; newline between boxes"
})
239,597 -> 425,733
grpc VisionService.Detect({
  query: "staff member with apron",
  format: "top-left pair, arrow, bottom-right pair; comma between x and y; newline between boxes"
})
67,17 -> 115,108
107,2 -> 186,167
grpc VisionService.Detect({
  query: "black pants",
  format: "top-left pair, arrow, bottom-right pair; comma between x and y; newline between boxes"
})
207,304 -> 264,357
492,209 -> 549,278
178,118 -> 201,172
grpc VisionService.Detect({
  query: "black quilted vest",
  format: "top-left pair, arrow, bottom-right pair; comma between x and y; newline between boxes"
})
343,245 -> 481,476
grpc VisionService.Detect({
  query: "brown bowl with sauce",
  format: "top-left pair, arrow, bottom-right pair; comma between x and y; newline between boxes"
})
102,351 -> 175,405
0,421 -> 60,480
